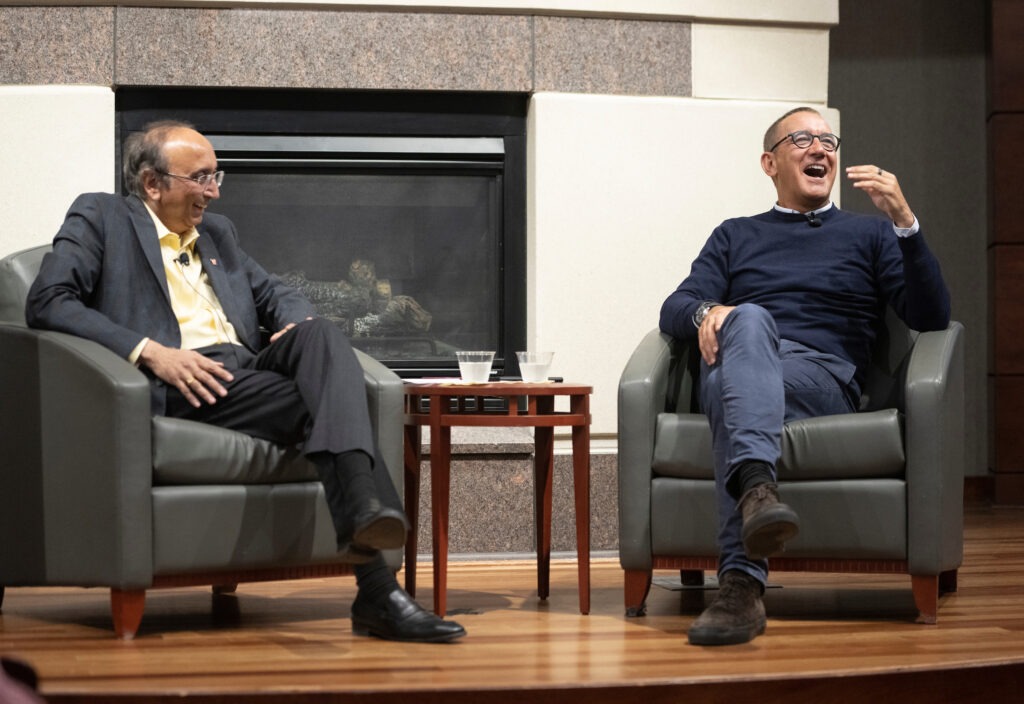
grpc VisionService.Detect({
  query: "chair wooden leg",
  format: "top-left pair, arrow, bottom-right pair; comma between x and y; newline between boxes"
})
624,568 -> 652,617
403,423 -> 422,598
110,589 -> 146,639
910,574 -> 939,624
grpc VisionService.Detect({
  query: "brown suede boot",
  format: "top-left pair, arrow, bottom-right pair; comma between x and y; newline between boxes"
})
739,482 -> 800,560
687,570 -> 766,646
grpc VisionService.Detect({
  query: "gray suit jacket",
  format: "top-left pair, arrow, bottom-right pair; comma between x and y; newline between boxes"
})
26,192 -> 316,413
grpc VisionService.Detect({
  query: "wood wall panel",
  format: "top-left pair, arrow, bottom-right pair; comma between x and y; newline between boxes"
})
995,472 -> 1024,504
990,116 -> 1024,244
991,245 -> 1024,373
990,1 -> 1024,503
992,376 -> 1024,470
991,0 -> 1024,112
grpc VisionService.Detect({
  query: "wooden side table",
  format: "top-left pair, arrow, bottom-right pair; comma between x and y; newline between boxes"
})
403,381 -> 592,616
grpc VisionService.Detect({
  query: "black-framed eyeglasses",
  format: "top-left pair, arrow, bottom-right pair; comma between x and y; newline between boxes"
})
156,169 -> 225,188
768,131 -> 841,153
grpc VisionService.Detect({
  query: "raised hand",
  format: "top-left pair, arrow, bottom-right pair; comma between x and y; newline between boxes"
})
846,165 -> 915,228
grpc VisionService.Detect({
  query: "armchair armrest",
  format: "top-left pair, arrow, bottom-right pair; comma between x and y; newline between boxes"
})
355,349 -> 404,499
904,321 -> 965,574
0,324 -> 154,589
617,329 -> 678,570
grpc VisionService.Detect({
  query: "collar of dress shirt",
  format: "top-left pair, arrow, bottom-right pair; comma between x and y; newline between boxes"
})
773,202 -> 835,217
143,202 -> 199,251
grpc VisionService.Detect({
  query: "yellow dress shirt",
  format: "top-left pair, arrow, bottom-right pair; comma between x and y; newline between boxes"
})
129,206 -> 242,363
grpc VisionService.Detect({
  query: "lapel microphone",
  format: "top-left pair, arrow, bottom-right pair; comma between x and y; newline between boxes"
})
805,212 -> 822,228
177,252 -> 191,266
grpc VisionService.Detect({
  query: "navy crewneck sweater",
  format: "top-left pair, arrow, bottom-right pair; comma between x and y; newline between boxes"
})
660,207 -> 950,393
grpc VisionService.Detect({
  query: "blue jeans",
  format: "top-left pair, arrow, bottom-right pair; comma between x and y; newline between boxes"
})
698,304 -> 856,584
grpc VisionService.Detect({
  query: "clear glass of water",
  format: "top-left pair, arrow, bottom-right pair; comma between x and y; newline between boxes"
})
516,351 -> 554,382
455,351 -> 495,383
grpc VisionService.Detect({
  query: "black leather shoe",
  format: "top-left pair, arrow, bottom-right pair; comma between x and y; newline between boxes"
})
349,502 -> 409,552
351,587 -> 466,643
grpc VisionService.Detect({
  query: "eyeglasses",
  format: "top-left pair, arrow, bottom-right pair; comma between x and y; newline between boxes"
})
156,169 -> 225,189
768,131 -> 841,153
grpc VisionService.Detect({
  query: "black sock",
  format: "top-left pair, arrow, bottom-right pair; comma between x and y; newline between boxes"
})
354,554 -> 399,603
314,449 -> 377,544
728,460 -> 775,499
338,450 -> 376,504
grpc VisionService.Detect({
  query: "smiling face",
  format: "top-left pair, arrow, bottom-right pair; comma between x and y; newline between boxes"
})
760,109 -> 838,213
142,127 -> 220,235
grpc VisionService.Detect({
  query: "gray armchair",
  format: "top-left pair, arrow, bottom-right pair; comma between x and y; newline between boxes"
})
0,245 -> 405,638
618,314 -> 964,624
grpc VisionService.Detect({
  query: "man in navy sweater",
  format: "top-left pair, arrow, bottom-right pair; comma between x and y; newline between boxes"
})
659,107 -> 951,646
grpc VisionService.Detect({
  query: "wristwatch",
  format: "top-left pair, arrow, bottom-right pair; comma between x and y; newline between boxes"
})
692,301 -> 720,328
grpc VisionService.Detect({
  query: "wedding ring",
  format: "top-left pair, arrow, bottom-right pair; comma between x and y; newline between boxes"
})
185,377 -> 196,385
877,167 -> 884,176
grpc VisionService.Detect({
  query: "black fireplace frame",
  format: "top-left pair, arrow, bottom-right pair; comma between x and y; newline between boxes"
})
115,88 -> 528,378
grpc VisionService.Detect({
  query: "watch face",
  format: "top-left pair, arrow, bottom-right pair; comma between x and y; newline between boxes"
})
693,302 -> 709,327
694,301 -> 718,327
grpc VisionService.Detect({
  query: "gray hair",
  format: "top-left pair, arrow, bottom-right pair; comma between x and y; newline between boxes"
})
122,120 -> 196,198
763,107 -> 821,152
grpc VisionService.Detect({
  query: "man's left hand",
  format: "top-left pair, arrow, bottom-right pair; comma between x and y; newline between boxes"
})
269,317 -> 314,344
846,165 -> 915,229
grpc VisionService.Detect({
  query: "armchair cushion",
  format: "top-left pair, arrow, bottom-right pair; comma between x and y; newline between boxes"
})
151,484 -> 340,574
649,477 -> 908,559
152,417 -> 315,485
652,408 -> 905,481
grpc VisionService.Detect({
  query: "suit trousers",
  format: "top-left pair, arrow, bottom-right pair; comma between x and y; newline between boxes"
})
164,318 -> 402,514
698,304 -> 856,583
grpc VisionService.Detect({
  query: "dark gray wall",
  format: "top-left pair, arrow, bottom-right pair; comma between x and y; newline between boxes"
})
830,0 -> 988,476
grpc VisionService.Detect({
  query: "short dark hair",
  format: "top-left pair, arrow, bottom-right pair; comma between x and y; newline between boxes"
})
763,107 -> 821,152
122,120 -> 196,198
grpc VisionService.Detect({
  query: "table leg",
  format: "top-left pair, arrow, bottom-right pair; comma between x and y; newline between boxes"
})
430,422 -> 452,616
534,397 -> 555,601
571,393 -> 591,614
403,423 -> 422,597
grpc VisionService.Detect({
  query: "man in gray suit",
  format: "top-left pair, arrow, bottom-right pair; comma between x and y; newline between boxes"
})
26,120 -> 465,643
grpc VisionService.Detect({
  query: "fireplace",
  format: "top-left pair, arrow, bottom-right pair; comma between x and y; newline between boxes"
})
116,88 -> 527,377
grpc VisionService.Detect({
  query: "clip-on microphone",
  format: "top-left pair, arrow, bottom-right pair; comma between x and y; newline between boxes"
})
177,252 -> 191,266
805,212 -> 822,228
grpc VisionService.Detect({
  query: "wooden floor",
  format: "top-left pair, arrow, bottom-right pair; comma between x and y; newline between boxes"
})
2,504 -> 1024,704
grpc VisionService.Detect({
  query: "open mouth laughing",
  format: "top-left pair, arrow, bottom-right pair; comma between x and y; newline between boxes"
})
803,163 -> 827,179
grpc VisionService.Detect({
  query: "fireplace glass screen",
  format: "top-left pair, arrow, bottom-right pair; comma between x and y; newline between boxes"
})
206,135 -> 505,375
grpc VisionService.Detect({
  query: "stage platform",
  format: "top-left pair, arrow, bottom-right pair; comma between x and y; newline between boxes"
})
2,505 -> 1023,704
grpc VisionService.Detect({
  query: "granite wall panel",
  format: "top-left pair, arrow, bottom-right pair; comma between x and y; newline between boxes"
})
0,6 -> 114,85
412,453 -> 619,556
0,6 -> 693,97
114,8 -> 534,92
534,16 -> 691,96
